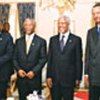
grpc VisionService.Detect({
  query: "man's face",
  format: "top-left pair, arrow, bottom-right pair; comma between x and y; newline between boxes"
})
24,19 -> 35,35
4,24 -> 10,32
58,18 -> 69,34
92,6 -> 100,24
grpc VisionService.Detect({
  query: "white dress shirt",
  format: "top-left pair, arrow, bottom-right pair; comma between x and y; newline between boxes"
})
59,31 -> 70,46
26,33 -> 35,43
25,33 -> 35,53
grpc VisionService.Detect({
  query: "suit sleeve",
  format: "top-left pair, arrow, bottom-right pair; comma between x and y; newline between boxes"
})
76,37 -> 83,80
0,36 -> 14,65
13,40 -> 21,72
85,31 -> 90,75
47,38 -> 53,78
32,40 -> 47,75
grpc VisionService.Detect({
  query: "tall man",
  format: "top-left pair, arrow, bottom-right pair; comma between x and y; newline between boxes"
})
0,21 -> 14,99
13,18 -> 47,100
85,3 -> 100,100
47,16 -> 83,100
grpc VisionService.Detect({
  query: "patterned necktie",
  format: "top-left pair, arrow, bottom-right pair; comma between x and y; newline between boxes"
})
98,27 -> 100,39
60,35 -> 65,52
26,36 -> 31,54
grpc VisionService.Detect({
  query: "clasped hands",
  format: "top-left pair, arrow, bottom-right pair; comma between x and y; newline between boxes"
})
18,69 -> 35,79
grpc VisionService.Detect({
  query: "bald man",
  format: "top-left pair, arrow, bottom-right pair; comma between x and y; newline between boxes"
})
47,16 -> 83,100
13,18 -> 47,100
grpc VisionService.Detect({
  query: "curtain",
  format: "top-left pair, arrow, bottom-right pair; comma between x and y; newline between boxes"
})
0,4 -> 10,23
17,3 -> 35,35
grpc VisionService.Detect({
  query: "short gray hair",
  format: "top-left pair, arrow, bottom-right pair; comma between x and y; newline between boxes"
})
58,15 -> 71,24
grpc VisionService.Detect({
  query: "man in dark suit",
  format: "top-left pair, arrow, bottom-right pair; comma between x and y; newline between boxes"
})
85,3 -> 100,100
13,18 -> 47,100
47,16 -> 83,100
0,21 -> 14,100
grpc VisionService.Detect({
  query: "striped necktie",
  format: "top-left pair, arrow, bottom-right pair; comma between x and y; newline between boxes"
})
60,35 -> 65,52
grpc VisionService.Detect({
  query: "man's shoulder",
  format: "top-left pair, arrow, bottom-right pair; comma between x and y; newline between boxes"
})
86,26 -> 97,37
15,36 -> 24,44
88,26 -> 96,33
16,36 -> 23,40
70,33 -> 81,41
35,34 -> 46,42
2,32 -> 12,40
50,34 -> 59,40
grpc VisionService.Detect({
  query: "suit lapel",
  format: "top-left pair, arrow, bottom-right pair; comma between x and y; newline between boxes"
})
92,26 -> 99,45
63,33 -> 72,53
92,26 -> 100,57
56,34 -> 62,53
21,35 -> 27,56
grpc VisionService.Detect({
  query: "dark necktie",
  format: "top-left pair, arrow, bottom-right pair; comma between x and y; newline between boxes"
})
60,35 -> 65,52
98,27 -> 100,39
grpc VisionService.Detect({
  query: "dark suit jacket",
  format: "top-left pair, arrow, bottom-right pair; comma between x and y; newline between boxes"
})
85,26 -> 100,86
13,34 -> 47,89
47,33 -> 82,87
0,32 -> 14,82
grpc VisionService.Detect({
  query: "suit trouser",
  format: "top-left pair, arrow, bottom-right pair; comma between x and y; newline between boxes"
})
17,78 -> 41,100
89,85 -> 100,100
0,82 -> 8,100
50,82 -> 74,100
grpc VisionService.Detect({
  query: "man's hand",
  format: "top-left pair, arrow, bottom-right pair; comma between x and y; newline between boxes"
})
84,75 -> 89,87
47,78 -> 53,88
76,80 -> 80,88
18,70 -> 26,78
26,71 -> 35,79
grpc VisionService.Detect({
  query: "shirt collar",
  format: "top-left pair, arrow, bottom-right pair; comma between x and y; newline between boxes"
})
98,25 -> 100,28
26,33 -> 35,40
60,31 -> 70,40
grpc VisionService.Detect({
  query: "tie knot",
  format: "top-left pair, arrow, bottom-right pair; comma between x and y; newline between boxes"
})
62,35 -> 65,39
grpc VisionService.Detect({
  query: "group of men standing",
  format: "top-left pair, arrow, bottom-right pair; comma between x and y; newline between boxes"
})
0,3 -> 100,100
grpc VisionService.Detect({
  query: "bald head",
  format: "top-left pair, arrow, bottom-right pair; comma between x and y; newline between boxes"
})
58,16 -> 70,34
24,18 -> 36,35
